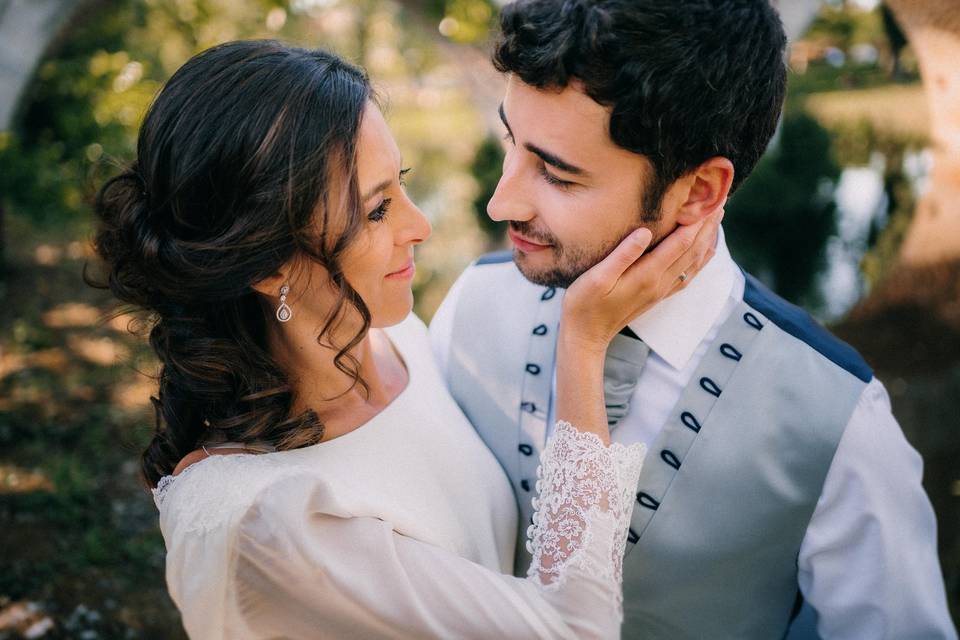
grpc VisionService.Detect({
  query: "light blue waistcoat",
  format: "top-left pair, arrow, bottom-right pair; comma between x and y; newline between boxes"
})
443,252 -> 873,639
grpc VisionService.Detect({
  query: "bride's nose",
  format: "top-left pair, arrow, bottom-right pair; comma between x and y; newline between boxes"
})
396,197 -> 431,246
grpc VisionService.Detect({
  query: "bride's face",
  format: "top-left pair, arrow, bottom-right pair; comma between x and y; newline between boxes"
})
335,103 -> 432,328
344,104 -> 431,327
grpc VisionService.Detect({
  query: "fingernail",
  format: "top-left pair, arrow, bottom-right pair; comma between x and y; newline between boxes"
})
633,228 -> 653,245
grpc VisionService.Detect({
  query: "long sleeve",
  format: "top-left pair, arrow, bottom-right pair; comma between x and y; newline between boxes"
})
796,378 -> 956,639
228,422 -> 646,640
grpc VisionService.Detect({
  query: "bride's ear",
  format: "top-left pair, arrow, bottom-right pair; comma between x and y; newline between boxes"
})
674,157 -> 734,226
251,264 -> 295,298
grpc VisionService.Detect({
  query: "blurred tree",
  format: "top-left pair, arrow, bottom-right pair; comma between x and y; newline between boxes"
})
881,0 -> 960,267
469,135 -> 506,250
881,4 -> 908,80
725,111 -> 839,308
850,1 -> 960,326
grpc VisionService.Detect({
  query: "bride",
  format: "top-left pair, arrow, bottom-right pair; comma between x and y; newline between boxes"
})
91,40 -> 718,639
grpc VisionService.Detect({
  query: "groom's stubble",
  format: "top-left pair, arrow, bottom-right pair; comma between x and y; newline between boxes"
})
509,195 -> 665,290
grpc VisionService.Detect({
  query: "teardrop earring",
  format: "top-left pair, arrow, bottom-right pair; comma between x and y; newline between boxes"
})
276,284 -> 292,322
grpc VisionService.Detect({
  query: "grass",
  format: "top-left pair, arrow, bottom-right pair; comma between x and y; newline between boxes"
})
0,213 -> 184,639
804,82 -> 929,140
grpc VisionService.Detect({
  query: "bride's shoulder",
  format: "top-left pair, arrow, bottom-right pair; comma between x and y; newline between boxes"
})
154,453 -> 317,536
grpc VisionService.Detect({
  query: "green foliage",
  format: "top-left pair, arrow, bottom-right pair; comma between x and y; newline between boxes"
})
811,113 -> 922,288
420,0 -> 497,43
469,135 -> 506,247
806,1 -> 882,48
0,0 -> 297,231
725,111 -> 839,308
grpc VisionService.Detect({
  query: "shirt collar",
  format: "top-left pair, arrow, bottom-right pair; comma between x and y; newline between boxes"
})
627,225 -> 737,370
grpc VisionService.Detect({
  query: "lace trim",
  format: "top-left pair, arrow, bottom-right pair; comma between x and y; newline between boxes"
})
151,453 -> 256,511
526,421 -> 646,604
152,474 -> 177,510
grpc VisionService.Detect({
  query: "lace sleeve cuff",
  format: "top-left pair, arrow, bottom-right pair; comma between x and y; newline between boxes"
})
525,421 -> 646,597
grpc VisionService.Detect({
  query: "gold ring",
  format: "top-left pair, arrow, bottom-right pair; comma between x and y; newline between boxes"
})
678,271 -> 688,282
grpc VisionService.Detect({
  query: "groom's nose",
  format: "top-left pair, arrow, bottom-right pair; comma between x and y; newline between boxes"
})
487,152 -> 535,224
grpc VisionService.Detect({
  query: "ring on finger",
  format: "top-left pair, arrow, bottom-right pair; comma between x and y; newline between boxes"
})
678,271 -> 688,283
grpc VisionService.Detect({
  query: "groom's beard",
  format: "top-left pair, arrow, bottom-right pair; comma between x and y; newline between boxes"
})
509,211 -> 662,290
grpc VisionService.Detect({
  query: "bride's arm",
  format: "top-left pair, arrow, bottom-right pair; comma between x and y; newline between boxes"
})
228,215 -> 721,640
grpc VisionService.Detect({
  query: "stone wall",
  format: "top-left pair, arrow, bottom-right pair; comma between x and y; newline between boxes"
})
0,0 -> 85,130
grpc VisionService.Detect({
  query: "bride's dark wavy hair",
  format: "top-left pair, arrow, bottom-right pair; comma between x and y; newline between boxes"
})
86,40 -> 373,488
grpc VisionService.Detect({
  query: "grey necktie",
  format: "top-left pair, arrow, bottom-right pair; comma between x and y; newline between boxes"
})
604,328 -> 650,429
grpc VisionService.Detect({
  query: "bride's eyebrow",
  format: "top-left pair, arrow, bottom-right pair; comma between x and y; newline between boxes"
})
361,178 -> 392,202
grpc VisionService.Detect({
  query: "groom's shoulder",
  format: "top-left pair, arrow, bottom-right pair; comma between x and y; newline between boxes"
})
474,249 -> 514,266
742,271 -> 873,383
460,250 -> 535,292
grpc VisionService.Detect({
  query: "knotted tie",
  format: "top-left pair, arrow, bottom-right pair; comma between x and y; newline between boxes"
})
604,327 -> 650,429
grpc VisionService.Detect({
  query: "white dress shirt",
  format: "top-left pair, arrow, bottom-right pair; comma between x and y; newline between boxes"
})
430,227 -> 956,639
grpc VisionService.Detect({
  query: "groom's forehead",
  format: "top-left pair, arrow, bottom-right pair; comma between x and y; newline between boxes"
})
503,77 -> 616,151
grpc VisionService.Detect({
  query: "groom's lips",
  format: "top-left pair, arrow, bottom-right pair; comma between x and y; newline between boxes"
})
508,228 -> 552,253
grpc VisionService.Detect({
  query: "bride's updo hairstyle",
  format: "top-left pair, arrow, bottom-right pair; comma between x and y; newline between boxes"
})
88,40 -> 372,487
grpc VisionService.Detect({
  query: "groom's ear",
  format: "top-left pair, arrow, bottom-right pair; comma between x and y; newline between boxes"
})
673,157 -> 734,225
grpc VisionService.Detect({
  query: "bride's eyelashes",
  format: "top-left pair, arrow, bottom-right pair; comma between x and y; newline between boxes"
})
368,198 -> 392,223
367,168 -> 413,223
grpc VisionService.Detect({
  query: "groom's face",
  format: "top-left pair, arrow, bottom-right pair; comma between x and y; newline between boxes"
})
489,76 -> 668,289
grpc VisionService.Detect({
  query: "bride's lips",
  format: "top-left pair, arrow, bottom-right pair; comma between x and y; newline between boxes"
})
385,259 -> 415,280
508,228 -> 552,253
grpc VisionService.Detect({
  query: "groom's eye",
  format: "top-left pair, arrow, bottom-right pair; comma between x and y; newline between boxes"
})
539,163 -> 575,191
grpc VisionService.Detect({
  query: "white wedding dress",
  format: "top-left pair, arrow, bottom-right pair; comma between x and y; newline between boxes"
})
152,314 -> 646,639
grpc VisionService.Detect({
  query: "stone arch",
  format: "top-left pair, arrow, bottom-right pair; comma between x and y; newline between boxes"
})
0,0 -> 89,130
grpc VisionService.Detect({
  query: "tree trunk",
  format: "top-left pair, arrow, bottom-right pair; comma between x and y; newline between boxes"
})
846,1 -> 960,335
838,1 -> 960,379
885,0 -> 960,267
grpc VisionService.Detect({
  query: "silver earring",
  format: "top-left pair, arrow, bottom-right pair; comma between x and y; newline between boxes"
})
276,284 -> 292,322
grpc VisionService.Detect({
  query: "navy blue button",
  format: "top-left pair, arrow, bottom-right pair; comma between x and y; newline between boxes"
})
541,287 -> 556,301
660,450 -> 681,470
680,411 -> 701,433
719,343 -> 742,361
533,324 -> 548,336
700,377 -> 722,397
521,401 -> 537,414
744,312 -> 764,330
525,363 -> 541,375
521,479 -> 531,491
636,492 -> 660,510
519,444 -> 534,456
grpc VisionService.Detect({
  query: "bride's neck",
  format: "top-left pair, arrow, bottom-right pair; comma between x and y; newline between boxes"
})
267,319 -> 393,424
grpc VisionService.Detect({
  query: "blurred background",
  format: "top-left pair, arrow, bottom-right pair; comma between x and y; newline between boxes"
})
0,0 -> 956,636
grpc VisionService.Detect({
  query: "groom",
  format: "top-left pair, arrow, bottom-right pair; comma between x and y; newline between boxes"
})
430,0 -> 956,638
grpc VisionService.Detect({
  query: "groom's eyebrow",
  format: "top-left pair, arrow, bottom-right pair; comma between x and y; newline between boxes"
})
498,103 -> 588,178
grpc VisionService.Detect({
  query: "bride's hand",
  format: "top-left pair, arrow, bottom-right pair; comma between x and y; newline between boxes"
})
560,209 -> 724,355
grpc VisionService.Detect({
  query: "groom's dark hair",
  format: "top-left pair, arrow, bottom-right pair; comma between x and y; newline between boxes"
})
493,0 -> 788,208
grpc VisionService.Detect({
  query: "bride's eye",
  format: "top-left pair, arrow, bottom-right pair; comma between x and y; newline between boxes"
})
368,198 -> 392,223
